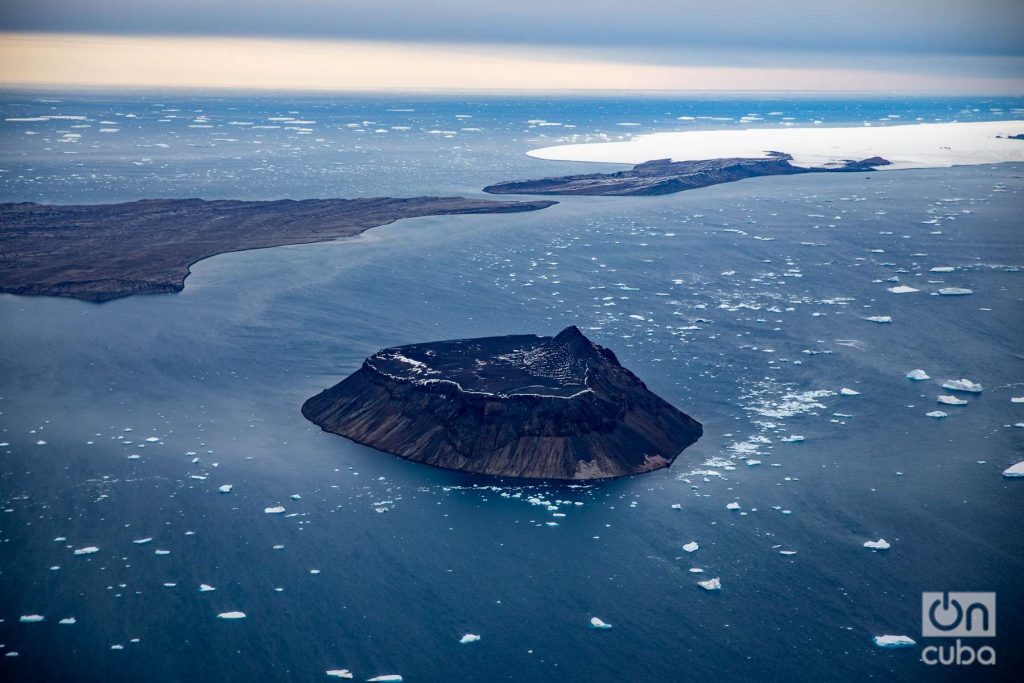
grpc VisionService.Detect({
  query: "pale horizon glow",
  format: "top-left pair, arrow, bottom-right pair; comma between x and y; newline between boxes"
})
1,33 -> 1022,93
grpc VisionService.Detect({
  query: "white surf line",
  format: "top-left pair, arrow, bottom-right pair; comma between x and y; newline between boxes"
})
528,121 -> 1024,171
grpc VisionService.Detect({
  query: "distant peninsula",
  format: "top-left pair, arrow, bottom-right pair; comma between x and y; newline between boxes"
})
0,196 -> 556,302
302,326 -> 702,480
484,155 -> 890,197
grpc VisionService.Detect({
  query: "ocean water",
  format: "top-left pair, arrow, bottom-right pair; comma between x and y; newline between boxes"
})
1,92 -> 1022,682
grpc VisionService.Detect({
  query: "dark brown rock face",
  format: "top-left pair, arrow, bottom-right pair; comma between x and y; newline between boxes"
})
483,155 -> 891,197
302,326 -> 702,480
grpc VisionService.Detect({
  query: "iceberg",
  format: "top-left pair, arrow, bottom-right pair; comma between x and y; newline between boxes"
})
325,671 -> 354,679
780,435 -> 805,443
937,288 -> 972,296
840,388 -> 860,396
887,286 -> 919,294
589,616 -> 612,629
864,316 -> 892,323
698,577 -> 722,591
19,615 -> 45,623
682,541 -> 699,553
906,369 -> 930,381
132,537 -> 152,544
926,411 -> 948,418
863,539 -> 891,550
937,395 -> 968,406
726,502 -> 740,510
218,484 -> 233,493
199,584 -> 216,592
73,546 -> 99,555
459,634 -> 481,644
1002,461 -> 1024,478
264,506 -> 285,514
58,617 -> 76,625
941,379 -> 982,393
873,635 -> 916,648
217,611 -> 247,619
367,677 -> 403,683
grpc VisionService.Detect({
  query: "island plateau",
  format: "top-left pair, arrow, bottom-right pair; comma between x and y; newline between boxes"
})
302,326 -> 703,479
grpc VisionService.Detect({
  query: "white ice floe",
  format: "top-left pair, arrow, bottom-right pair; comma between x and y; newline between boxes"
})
58,618 -> 76,625
73,546 -> 99,555
199,584 -> 216,592
154,549 -> 170,555
367,676 -> 403,682
683,541 -> 699,553
19,615 -> 45,623
670,503 -> 682,510
942,378 -> 983,393
527,121 -> 1024,171
873,635 -> 916,648
459,633 -> 481,644
325,670 -> 354,679
937,288 -> 973,296
840,388 -> 861,396
1003,461 -> 1024,477
888,285 -> 920,294
929,266 -> 956,273
218,485 -> 233,493
780,435 -> 805,443
906,369 -> 930,381
264,506 -> 285,514
864,539 -> 891,550
698,577 -> 722,591
589,617 -> 612,629
926,411 -> 948,418
1011,397 -> 1024,403
937,395 -> 968,406
217,611 -> 246,619
726,502 -> 741,510
132,537 -> 152,544
865,316 -> 892,323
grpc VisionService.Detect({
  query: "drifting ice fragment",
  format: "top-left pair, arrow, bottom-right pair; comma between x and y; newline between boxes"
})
1002,461 -> 1024,477
780,435 -> 804,443
325,671 -> 354,679
937,288 -> 972,296
864,316 -> 892,323
942,378 -> 982,393
840,388 -> 860,396
873,635 -> 916,648
937,395 -> 968,406
367,676 -> 404,682
863,539 -> 891,550
887,286 -> 919,294
926,411 -> 948,418
73,546 -> 99,555
683,541 -> 699,553
218,485 -> 233,493
217,611 -> 247,619
698,577 -> 722,591
59,618 -> 76,625
589,617 -> 612,629
19,615 -> 45,623
726,502 -> 740,510
133,537 -> 152,544
670,503 -> 682,510
264,506 -> 285,514
199,584 -> 216,592
906,369 -> 930,381
459,634 -> 481,644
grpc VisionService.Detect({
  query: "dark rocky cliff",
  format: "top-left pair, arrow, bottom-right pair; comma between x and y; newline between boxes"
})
302,326 -> 702,480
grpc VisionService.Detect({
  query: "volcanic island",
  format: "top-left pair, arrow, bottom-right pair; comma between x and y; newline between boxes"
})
302,326 -> 703,480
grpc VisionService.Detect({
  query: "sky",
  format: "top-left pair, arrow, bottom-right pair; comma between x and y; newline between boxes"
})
0,1 -> 1022,92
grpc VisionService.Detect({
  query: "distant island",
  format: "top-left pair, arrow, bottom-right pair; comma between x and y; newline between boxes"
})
0,196 -> 556,302
484,155 -> 890,197
302,326 -> 702,480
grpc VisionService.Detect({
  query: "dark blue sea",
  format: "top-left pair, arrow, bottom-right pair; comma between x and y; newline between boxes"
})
1,92 -> 1022,682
